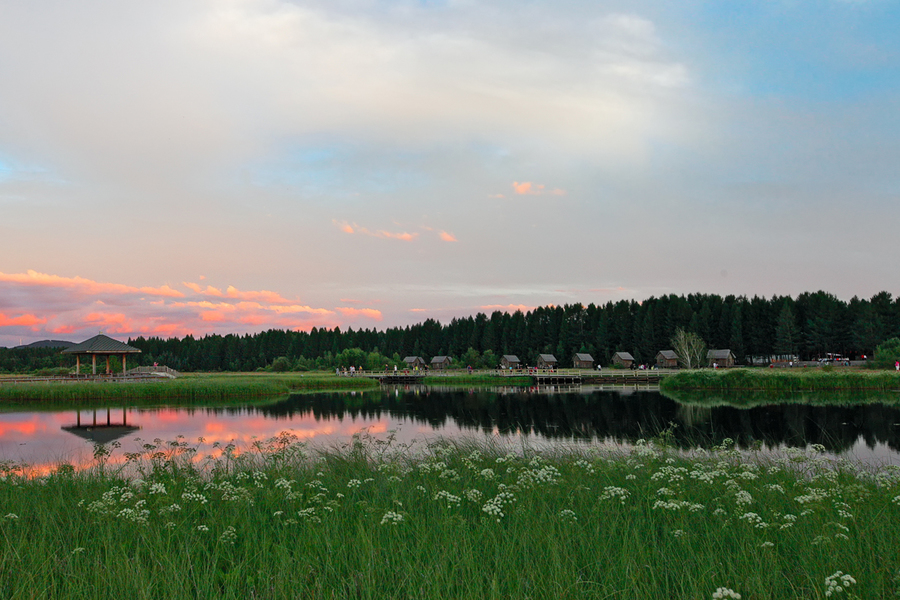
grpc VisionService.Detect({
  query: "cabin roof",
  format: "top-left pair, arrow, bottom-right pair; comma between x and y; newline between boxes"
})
431,356 -> 450,363
501,355 -> 520,363
657,350 -> 679,360
538,354 -> 557,362
613,351 -> 635,361
707,349 -> 734,359
573,353 -> 594,362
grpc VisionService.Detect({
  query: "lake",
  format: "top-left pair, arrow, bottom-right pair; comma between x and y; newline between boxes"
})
2,385 -> 899,473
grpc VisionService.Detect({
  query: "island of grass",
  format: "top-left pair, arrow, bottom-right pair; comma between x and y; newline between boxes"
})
2,435 -> 898,598
660,368 -> 900,394
0,372 -> 378,404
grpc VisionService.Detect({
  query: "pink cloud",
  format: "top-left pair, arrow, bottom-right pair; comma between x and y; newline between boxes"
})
335,307 -> 383,320
512,182 -> 566,196
333,220 -> 419,242
0,270 -> 185,298
0,312 -> 47,328
0,269 -> 368,345
439,231 -> 458,242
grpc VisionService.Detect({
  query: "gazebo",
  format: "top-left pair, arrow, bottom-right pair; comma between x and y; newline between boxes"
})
62,334 -> 142,375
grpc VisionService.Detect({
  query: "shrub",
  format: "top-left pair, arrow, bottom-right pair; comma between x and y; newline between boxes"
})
870,338 -> 900,370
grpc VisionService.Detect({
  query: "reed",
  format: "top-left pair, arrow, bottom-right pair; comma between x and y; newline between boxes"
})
1,434 -> 898,599
660,368 -> 900,393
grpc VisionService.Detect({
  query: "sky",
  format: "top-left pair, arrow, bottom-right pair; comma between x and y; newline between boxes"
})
2,0 -> 899,347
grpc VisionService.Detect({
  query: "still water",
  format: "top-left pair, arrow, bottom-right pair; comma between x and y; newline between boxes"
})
2,386 -> 900,472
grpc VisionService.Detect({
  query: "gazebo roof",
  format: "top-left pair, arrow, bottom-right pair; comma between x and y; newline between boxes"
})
61,334 -> 142,355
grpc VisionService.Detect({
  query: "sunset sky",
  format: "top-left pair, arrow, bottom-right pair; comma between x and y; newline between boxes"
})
2,0 -> 899,347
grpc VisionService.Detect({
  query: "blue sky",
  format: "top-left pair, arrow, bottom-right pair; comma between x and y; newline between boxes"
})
0,0 -> 898,346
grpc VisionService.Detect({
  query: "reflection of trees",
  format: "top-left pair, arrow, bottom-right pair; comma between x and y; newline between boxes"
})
236,390 -> 900,453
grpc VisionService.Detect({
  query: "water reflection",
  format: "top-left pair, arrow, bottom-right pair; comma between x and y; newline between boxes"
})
274,388 -> 900,454
0,387 -> 899,471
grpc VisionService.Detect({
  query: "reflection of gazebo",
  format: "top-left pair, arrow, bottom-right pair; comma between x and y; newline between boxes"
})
61,334 -> 142,375
61,408 -> 140,444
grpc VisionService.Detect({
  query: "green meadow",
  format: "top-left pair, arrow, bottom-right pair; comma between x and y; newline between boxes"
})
1,434 -> 898,599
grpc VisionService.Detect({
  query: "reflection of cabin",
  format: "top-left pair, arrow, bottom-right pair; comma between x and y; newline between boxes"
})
536,354 -> 557,369
573,353 -> 594,369
656,350 -> 679,369
500,355 -> 521,369
61,334 -> 142,375
612,351 -> 635,368
707,349 -> 736,368
403,356 -> 426,369
430,356 -> 451,370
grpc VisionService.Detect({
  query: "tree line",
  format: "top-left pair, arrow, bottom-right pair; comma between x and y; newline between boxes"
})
2,290 -> 899,373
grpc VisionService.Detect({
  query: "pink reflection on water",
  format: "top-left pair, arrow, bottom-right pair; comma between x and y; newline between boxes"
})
0,404 -> 467,475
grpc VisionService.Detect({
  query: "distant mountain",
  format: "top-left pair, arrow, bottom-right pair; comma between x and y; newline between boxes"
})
13,340 -> 75,350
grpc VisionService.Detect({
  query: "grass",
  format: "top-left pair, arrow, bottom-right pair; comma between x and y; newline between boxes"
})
660,368 -> 900,394
0,372 -> 377,404
1,434 -> 899,599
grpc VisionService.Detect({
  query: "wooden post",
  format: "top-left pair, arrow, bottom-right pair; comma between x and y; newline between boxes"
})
122,354 -> 126,375
105,356 -> 110,375
92,355 -> 97,375
76,356 -> 81,375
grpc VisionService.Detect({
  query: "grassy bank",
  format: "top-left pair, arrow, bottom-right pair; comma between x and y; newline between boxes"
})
1,436 -> 899,599
0,372 -> 377,404
660,368 -> 900,394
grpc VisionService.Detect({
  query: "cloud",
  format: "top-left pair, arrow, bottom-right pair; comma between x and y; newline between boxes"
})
333,220 -> 419,242
438,231 -> 458,242
335,307 -> 383,320
512,182 -> 566,196
0,269 -> 384,346
0,270 -> 184,298
0,313 -> 47,328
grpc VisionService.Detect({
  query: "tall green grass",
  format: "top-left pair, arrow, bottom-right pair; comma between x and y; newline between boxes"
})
1,434 -> 899,599
0,372 -> 377,404
661,368 -> 900,393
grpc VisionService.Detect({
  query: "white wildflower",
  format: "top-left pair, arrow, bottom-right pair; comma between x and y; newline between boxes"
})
824,571 -> 856,597
380,511 -> 404,526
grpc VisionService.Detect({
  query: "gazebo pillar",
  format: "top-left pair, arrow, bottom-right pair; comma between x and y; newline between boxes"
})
122,354 -> 127,375
105,356 -> 110,375
76,356 -> 81,375
92,355 -> 97,375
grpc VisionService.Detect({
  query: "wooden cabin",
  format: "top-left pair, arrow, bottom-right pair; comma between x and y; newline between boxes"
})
707,349 -> 736,368
612,351 -> 635,368
573,353 -> 594,369
403,356 -> 427,369
430,356 -> 451,370
536,354 -> 558,369
500,355 -> 521,369
656,350 -> 679,369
